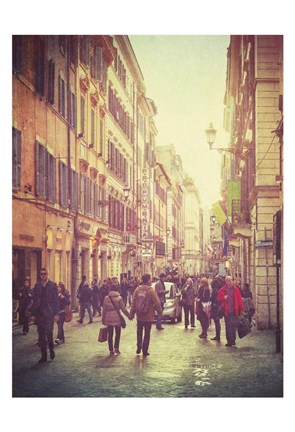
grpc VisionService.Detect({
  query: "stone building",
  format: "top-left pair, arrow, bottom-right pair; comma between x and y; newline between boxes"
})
223,35 -> 283,331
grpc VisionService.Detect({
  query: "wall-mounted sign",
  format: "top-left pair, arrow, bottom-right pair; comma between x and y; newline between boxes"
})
141,168 -> 150,242
19,234 -> 34,242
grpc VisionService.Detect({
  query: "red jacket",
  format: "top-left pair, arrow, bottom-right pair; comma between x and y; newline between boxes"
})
217,284 -> 244,317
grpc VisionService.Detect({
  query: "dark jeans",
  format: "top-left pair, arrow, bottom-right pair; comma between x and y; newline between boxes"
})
107,325 -> 121,352
199,311 -> 209,335
213,318 -> 221,339
137,321 -> 152,354
19,311 -> 30,333
156,303 -> 164,329
184,305 -> 195,327
80,302 -> 93,322
57,312 -> 65,341
224,312 -> 238,344
37,312 -> 55,358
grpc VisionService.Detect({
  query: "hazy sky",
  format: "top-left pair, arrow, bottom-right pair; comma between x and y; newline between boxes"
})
129,35 -> 230,208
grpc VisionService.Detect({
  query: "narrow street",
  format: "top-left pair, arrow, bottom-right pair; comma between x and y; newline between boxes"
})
13,313 -> 283,397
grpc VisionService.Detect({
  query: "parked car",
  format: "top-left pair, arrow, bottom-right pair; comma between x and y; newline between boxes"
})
151,281 -> 182,323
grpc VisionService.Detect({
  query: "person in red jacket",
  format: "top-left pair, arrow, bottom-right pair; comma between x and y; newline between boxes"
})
217,275 -> 244,347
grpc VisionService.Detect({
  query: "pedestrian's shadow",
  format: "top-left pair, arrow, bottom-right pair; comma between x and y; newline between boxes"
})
133,355 -> 149,370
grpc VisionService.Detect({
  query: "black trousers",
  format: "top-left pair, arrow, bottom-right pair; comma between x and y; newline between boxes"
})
107,326 -> 121,352
137,321 -> 152,354
37,312 -> 55,358
213,318 -> 221,339
183,305 -> 195,327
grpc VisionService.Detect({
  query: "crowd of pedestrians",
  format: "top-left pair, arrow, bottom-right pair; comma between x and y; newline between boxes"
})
15,268 -> 254,363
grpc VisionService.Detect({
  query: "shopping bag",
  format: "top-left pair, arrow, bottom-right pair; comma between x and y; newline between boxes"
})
237,315 -> 251,338
98,326 -> 108,342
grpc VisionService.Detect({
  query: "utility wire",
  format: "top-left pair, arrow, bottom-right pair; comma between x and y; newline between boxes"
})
256,123 -> 281,169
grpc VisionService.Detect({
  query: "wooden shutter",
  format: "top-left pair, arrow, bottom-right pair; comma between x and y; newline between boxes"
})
47,153 -> 56,202
71,170 -> 78,211
48,59 -> 55,104
12,128 -> 22,189
59,162 -> 68,207
36,38 -> 45,95
13,36 -> 22,73
95,46 -> 103,82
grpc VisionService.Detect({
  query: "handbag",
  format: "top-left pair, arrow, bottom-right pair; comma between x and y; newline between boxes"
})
108,296 -> 127,329
237,315 -> 251,338
201,301 -> 211,319
64,307 -> 73,323
98,326 -> 108,342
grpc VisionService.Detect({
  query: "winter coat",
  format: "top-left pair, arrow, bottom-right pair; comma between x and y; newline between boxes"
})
181,285 -> 196,306
155,279 -> 167,304
217,284 -> 244,317
18,287 -> 33,313
210,278 -> 223,319
57,292 -> 70,313
102,291 -> 130,327
130,285 -> 162,322
79,285 -> 93,304
31,280 -> 59,317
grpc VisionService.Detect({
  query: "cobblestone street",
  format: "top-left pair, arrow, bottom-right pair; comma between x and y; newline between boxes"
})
13,312 -> 283,397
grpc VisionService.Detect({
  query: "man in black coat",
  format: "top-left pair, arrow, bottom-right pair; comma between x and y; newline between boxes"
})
76,282 -> 93,324
31,268 -> 59,363
154,273 -> 168,330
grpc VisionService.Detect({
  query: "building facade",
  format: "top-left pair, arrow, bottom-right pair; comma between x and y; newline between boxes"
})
223,35 -> 283,332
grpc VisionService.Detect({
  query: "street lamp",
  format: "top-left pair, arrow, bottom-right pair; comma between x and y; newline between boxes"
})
205,123 -> 249,159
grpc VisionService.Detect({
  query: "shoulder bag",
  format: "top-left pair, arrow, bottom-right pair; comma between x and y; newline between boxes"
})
98,326 -> 108,342
108,296 -> 126,329
64,306 -> 73,322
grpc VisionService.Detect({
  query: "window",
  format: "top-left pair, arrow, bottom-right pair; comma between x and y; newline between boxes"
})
35,142 -> 56,201
35,38 -> 45,95
69,91 -> 77,129
71,169 -> 78,211
80,36 -> 90,67
58,75 -> 66,117
69,36 -> 78,67
91,108 -> 95,148
47,59 -> 55,105
59,161 -> 68,208
99,119 -> 104,156
13,36 -> 22,74
12,128 -> 22,189
80,96 -> 85,135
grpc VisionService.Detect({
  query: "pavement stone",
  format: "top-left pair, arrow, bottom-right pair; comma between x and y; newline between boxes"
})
12,312 -> 283,397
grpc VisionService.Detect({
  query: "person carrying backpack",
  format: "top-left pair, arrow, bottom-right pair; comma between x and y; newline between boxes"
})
130,274 -> 162,356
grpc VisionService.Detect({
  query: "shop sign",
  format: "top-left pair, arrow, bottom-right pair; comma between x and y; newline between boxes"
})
141,168 -> 150,242
19,234 -> 34,242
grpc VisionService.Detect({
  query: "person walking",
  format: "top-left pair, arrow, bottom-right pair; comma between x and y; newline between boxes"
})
154,273 -> 168,330
18,277 -> 33,335
77,282 -> 93,324
241,282 -> 254,324
217,275 -> 244,347
55,281 -> 70,345
102,285 -> 131,356
120,277 -> 129,306
91,278 -> 100,317
210,276 -> 223,341
181,277 -> 196,329
30,268 -> 59,363
196,277 -> 211,338
130,274 -> 162,356
76,275 -> 86,317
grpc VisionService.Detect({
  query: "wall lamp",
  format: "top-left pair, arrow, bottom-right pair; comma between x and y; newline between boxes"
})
205,123 -> 249,159
166,227 -> 171,236
123,184 -> 130,201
